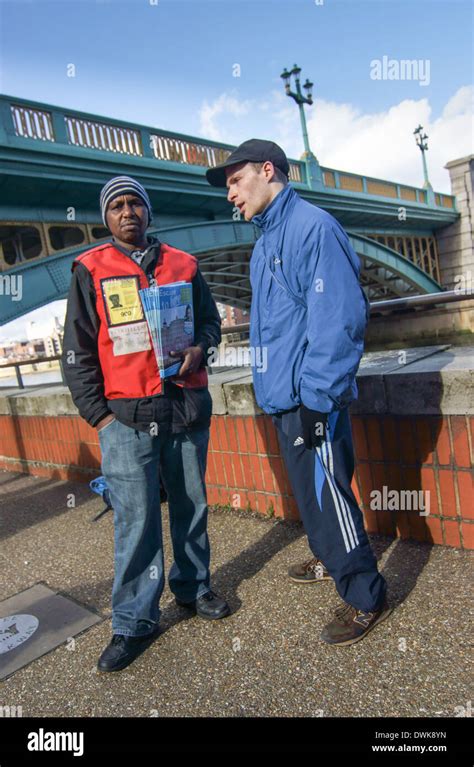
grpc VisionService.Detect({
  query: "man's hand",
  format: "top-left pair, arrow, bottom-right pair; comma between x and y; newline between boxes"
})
96,414 -> 116,431
169,345 -> 204,377
299,405 -> 328,449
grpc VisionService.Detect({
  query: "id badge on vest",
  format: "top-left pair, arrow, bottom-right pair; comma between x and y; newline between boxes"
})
100,276 -> 151,356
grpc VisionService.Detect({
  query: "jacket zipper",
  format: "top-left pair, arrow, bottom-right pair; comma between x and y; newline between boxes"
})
253,240 -> 269,411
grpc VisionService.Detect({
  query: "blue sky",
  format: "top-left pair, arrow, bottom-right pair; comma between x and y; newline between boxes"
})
1,0 -> 471,132
0,0 -> 472,341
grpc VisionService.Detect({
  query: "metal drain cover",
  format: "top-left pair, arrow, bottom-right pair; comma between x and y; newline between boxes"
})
0,582 -> 103,680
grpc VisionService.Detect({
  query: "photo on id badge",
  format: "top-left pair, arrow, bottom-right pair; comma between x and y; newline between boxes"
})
100,276 -> 152,357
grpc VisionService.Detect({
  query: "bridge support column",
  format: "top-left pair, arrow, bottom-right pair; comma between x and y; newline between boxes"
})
437,155 -> 474,292
431,154 -> 474,342
367,156 -> 474,348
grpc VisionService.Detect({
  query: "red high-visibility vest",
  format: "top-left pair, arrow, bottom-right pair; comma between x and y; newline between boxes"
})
73,242 -> 208,399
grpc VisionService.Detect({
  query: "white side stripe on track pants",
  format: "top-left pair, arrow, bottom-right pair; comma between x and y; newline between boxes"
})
316,434 -> 360,554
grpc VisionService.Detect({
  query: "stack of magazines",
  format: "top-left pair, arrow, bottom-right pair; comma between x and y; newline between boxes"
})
139,281 -> 194,378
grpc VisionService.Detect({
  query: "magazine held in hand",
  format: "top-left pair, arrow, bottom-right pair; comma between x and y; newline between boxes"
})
139,281 -> 194,378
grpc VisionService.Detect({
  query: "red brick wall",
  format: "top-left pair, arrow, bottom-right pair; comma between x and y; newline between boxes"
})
0,414 -> 101,483
0,412 -> 472,549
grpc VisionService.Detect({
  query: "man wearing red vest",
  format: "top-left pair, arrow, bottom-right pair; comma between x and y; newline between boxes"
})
62,175 -> 230,673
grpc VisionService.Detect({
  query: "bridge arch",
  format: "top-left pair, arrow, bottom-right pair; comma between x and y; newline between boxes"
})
0,220 -> 442,325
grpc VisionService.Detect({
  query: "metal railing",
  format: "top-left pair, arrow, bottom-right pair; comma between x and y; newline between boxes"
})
10,104 -> 55,141
219,289 -> 474,335
0,354 -> 65,389
8,100 -> 303,180
65,115 -> 143,156
151,134 -> 231,168
2,96 -> 454,208
368,289 -> 474,312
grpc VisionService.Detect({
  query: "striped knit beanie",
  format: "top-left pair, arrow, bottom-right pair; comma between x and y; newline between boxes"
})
100,175 -> 153,227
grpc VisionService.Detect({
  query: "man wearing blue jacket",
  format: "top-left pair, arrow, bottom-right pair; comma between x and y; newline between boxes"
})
206,140 -> 391,646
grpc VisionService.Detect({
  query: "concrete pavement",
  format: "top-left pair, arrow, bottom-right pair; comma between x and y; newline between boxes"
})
0,470 -> 472,718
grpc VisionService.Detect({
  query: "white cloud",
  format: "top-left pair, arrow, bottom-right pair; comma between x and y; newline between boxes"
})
441,85 -> 473,119
0,301 -> 66,344
198,86 -> 474,193
199,94 -> 253,142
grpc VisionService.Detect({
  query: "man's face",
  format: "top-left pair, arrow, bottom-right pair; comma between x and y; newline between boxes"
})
225,162 -> 274,221
105,194 -> 148,245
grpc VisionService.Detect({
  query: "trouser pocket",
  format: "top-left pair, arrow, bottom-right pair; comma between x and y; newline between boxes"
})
97,417 -> 117,435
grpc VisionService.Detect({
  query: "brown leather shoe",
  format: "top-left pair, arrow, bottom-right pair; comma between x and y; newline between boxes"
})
288,556 -> 332,583
321,600 -> 393,646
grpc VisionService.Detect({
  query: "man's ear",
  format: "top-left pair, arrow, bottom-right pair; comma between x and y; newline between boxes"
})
264,160 -> 276,182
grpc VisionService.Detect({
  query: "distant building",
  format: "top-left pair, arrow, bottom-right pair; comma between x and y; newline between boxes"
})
0,329 -> 62,363
43,332 -> 62,357
216,303 -> 249,327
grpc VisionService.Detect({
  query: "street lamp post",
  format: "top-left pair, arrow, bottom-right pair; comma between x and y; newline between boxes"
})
280,64 -> 323,190
413,124 -> 435,206
414,125 -> 433,189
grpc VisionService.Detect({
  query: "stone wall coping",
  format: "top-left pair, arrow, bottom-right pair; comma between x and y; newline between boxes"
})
0,345 -> 472,417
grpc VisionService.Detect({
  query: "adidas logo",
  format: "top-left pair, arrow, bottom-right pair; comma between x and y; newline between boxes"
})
293,436 -> 304,446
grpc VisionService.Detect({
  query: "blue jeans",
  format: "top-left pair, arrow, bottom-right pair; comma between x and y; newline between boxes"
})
98,418 -> 211,637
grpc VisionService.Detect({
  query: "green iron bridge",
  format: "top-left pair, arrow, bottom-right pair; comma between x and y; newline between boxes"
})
0,94 -> 458,325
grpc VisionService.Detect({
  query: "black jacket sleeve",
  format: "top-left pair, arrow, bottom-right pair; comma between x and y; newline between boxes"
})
192,268 -> 221,364
61,263 -> 111,427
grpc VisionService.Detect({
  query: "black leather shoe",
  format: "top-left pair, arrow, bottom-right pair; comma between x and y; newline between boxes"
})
97,629 -> 160,672
175,590 -> 230,620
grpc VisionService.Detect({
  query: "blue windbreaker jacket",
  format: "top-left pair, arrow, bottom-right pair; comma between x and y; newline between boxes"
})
249,184 -> 370,415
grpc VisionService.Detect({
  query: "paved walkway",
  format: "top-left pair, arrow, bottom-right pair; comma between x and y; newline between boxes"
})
0,470 -> 471,717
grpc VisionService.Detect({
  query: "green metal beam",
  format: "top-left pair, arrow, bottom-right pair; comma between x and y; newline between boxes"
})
348,233 -> 441,294
0,221 -> 442,326
0,94 -> 459,235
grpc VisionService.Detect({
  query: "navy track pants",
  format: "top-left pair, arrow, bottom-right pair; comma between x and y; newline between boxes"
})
272,406 -> 387,613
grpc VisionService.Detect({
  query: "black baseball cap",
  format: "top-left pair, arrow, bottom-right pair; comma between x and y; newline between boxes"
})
205,138 -> 290,187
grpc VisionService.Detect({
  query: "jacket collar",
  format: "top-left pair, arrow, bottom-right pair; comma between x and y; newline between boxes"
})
110,235 -> 161,279
251,184 -> 297,232
111,234 -> 160,259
